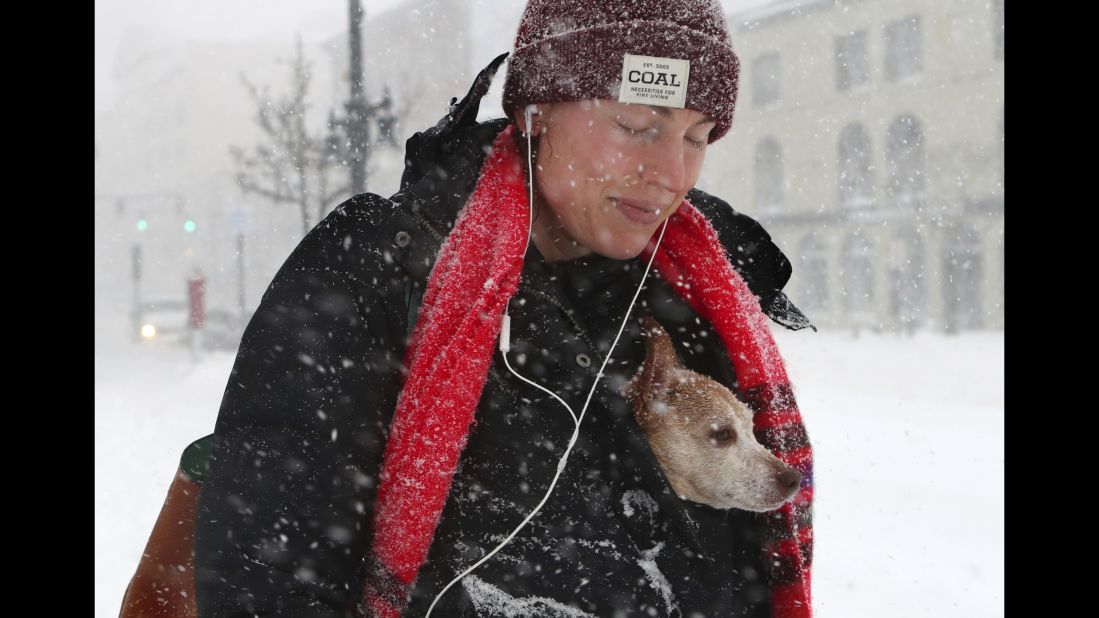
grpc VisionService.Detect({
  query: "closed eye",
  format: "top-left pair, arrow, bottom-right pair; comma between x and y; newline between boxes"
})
685,135 -> 706,151
615,121 -> 654,139
616,122 -> 707,152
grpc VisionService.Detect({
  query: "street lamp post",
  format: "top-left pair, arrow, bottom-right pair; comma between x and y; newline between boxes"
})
348,0 -> 367,195
236,233 -> 246,324
326,1 -> 398,196
230,206 -> 250,326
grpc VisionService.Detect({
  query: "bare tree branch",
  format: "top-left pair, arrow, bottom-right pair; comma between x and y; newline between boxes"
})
238,178 -> 296,204
231,34 -> 407,237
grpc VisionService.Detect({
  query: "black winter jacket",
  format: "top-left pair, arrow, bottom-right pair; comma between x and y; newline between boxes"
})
194,55 -> 813,618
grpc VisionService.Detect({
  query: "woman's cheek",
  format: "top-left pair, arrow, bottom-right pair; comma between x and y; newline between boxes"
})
589,139 -> 624,173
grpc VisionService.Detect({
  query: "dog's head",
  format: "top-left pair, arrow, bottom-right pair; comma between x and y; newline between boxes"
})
619,315 -> 801,512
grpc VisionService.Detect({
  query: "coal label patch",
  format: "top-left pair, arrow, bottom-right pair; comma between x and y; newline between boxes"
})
618,54 -> 690,109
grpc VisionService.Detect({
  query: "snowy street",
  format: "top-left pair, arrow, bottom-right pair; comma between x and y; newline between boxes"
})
95,311 -> 1004,617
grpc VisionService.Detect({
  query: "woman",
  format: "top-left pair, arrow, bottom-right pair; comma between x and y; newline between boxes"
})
194,1 -> 815,616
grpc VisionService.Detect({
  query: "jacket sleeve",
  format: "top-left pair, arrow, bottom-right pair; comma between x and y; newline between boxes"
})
194,194 -> 411,617
687,187 -> 817,332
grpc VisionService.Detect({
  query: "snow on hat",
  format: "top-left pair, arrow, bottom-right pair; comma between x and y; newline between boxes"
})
501,0 -> 741,143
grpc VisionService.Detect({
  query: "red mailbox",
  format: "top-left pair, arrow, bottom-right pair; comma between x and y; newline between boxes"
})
187,272 -> 206,329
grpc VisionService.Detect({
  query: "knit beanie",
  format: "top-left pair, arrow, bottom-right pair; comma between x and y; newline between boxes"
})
501,0 -> 741,142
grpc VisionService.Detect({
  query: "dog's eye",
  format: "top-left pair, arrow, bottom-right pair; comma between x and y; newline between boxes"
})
709,428 -> 736,444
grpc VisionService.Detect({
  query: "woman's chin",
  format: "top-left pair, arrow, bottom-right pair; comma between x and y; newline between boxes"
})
594,238 -> 652,261
584,225 -> 661,261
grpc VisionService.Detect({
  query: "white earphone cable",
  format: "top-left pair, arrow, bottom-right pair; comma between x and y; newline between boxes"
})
425,105 -> 668,616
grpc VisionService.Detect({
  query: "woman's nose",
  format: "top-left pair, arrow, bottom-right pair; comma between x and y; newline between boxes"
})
640,142 -> 687,194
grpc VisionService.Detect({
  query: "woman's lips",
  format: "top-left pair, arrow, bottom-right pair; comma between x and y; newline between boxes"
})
613,198 -> 663,225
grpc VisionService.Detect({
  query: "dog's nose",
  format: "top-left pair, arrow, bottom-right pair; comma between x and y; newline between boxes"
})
777,468 -> 802,490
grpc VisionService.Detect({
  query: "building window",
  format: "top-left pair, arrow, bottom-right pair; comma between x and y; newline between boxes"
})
998,232 -> 1004,318
840,231 -> 875,325
886,114 -> 926,208
887,229 -> 926,334
993,0 -> 1004,60
836,30 -> 870,92
752,52 -> 781,107
885,15 -> 922,81
942,224 -> 984,332
754,137 -> 783,211
797,235 -> 828,313
838,123 -> 875,210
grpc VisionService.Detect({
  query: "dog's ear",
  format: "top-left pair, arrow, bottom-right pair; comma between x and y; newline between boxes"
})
627,316 -> 683,427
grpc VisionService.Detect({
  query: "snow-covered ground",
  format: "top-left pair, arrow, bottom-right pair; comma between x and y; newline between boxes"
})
95,312 -> 1004,617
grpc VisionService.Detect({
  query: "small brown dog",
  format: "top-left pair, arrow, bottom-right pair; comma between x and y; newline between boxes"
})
620,315 -> 802,512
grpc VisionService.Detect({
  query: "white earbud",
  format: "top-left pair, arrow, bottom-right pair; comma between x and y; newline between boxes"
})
498,103 -> 539,355
523,103 -> 539,137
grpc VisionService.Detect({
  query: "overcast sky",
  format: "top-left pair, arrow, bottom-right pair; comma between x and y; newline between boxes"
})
95,0 -> 776,113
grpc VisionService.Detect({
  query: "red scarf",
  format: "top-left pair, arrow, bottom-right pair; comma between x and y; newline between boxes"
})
363,124 -> 814,617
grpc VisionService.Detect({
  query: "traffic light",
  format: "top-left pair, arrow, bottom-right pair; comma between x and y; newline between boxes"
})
137,218 -> 148,232
184,219 -> 196,233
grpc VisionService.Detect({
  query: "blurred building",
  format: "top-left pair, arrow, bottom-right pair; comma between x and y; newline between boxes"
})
96,2 -> 482,340
95,31 -> 335,319
702,0 -> 1004,332
94,15 -> 424,334
97,0 -> 1005,335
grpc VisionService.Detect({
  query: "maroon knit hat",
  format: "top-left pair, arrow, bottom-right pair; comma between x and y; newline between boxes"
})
502,0 -> 741,143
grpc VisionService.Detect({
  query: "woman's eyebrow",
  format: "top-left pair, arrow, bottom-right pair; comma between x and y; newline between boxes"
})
641,104 -> 716,126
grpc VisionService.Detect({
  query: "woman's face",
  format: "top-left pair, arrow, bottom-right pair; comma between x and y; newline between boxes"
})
519,99 -> 716,261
